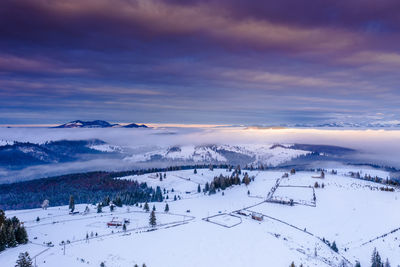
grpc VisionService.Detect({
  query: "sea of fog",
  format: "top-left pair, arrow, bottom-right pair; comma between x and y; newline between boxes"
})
0,126 -> 399,182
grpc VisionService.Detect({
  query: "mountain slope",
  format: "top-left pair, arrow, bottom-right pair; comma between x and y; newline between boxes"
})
123,123 -> 148,128
54,120 -> 149,128
54,120 -> 117,128
124,144 -> 311,166
0,139 -> 112,169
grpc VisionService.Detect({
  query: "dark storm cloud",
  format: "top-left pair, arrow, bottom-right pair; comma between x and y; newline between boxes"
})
0,0 -> 399,125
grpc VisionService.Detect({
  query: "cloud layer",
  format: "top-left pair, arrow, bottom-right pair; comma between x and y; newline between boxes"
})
1,0 -> 399,124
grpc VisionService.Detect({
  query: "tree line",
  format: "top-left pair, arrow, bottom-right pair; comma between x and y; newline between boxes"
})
0,171 -> 164,210
0,210 -> 28,252
203,170 -> 254,194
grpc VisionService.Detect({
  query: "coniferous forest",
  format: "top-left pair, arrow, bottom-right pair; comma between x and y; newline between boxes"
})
0,210 -> 28,252
0,165 -> 233,210
0,170 -> 163,210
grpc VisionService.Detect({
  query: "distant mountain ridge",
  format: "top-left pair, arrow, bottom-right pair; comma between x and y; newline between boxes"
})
54,120 -> 148,128
292,121 -> 400,128
0,139 -> 118,169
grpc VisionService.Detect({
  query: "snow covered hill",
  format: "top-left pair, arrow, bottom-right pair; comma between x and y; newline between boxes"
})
54,120 -> 148,128
1,166 -> 398,267
0,139 -> 119,169
124,144 -> 310,167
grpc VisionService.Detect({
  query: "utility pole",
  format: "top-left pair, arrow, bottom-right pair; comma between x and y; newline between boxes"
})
61,240 -> 66,256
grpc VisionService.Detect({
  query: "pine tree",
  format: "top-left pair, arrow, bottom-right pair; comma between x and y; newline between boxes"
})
371,248 -> 382,267
15,252 -> 32,267
164,203 -> 169,213
243,173 -> 250,186
149,210 -> 156,227
0,226 -> 6,251
104,196 -> 110,206
69,195 -> 75,212
8,227 -> 17,247
41,199 -> 49,210
97,204 -> 102,213
331,241 -> 338,252
0,210 -> 5,226
15,226 -> 28,244
205,182 -> 210,192
144,202 -> 149,212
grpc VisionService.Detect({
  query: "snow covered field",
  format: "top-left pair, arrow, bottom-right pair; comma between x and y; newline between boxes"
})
1,167 -> 399,267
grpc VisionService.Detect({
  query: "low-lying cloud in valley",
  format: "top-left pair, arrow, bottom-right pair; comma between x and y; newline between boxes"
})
0,126 -> 399,183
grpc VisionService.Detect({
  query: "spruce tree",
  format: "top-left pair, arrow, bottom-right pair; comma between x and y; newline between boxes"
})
97,204 -> 102,213
371,248 -> 382,267
0,210 -> 5,226
243,173 -> 250,186
15,226 -> 28,244
149,210 -> 156,227
164,203 -> 169,213
8,227 -> 17,247
69,195 -> 75,212
15,252 -> 32,267
144,202 -> 149,212
0,226 -> 6,251
331,241 -> 338,252
205,182 -> 210,192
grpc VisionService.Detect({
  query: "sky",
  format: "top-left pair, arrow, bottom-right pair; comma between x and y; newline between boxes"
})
1,0 -> 400,125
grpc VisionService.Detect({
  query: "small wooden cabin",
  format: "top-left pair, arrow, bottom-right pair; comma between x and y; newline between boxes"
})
251,212 -> 263,221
